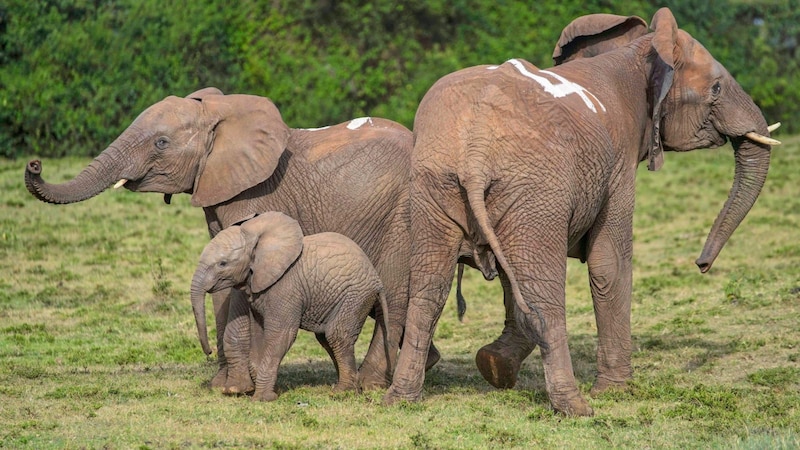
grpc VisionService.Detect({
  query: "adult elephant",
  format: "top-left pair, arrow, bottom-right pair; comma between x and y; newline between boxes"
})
466,14 -> 653,390
384,8 -> 779,416
24,88 -> 436,393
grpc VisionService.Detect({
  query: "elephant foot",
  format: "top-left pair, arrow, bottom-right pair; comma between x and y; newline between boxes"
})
590,376 -> 629,397
425,343 -> 441,371
550,391 -> 594,417
333,380 -> 360,393
475,331 -> 534,389
210,367 -> 228,390
358,359 -> 391,391
252,389 -> 278,402
222,373 -> 255,396
382,385 -> 422,406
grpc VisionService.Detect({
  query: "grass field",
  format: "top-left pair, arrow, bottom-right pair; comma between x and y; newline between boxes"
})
1,137 -> 799,448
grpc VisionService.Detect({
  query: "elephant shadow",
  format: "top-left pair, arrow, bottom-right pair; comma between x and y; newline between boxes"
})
633,332 -> 745,372
200,330 -> 736,402
196,358 -> 340,394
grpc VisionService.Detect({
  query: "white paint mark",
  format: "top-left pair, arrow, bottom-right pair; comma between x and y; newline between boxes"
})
488,59 -> 605,113
347,117 -> 373,130
300,126 -> 331,131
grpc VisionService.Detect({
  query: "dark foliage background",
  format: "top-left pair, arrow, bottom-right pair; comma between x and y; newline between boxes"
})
1,0 -> 796,158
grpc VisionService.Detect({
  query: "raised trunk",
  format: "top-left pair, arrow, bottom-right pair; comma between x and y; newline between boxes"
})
190,270 -> 213,355
25,145 -> 127,204
696,137 -> 771,272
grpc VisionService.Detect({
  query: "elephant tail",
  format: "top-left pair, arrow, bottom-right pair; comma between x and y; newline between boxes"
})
376,286 -> 392,373
463,180 -> 547,349
456,263 -> 467,322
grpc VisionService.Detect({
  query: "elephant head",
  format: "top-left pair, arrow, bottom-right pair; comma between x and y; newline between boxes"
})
25,88 -> 290,208
190,212 -> 303,355
556,8 -> 780,273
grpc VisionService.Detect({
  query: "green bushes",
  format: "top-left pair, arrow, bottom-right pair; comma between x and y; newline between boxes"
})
1,0 -> 796,159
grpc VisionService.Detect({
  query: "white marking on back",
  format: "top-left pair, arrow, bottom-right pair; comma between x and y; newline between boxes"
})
300,126 -> 331,131
488,59 -> 605,113
347,117 -> 374,130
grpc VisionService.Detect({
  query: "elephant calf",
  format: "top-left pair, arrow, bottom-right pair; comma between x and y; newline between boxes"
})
190,212 -> 389,402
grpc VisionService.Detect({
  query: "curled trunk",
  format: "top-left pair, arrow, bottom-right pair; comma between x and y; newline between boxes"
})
25,144 -> 128,204
696,136 -> 771,272
190,269 -> 213,355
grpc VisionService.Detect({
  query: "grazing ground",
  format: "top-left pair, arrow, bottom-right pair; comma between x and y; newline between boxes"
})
1,137 -> 798,449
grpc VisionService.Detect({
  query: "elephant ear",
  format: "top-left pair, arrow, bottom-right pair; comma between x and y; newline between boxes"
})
191,94 -> 290,207
186,87 -> 224,100
647,7 -> 679,171
552,14 -> 647,65
240,212 -> 304,293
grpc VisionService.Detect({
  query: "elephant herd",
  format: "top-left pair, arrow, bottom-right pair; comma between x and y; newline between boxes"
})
24,9 -> 780,416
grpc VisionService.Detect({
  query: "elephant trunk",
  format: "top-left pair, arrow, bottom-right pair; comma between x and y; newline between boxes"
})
25,143 -> 131,204
190,268 -> 213,356
695,136 -> 771,272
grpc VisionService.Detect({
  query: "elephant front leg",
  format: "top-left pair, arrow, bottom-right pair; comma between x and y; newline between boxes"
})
252,320 -> 299,402
220,287 -> 255,395
475,272 -> 536,389
209,289 -> 229,389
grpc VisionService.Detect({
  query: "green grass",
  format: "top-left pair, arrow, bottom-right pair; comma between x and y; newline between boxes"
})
2,137 -> 799,448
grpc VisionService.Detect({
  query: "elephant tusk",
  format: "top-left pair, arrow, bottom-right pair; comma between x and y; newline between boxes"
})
113,179 -> 128,189
744,132 -> 781,146
767,122 -> 781,133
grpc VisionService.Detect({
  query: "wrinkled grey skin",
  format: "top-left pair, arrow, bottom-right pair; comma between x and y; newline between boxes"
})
25,89 -> 434,394
385,8 -> 775,416
191,212 -> 390,401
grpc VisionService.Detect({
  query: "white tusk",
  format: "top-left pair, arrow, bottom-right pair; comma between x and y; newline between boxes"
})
744,132 -> 781,146
767,122 -> 781,133
113,179 -> 128,189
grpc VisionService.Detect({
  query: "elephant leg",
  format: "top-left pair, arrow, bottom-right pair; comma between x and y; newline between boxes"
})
248,308 -> 266,382
383,204 -> 463,404
359,218 -> 409,390
511,247 -> 592,416
325,322 -> 361,393
359,299 -> 397,390
209,289 -> 230,389
252,322 -> 299,402
485,207 -> 592,416
586,197 -> 634,396
315,333 -> 340,380
475,271 -> 536,389
221,288 -> 255,395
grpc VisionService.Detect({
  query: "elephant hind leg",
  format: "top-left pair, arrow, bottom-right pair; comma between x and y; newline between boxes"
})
475,270 -> 537,389
325,321 -> 361,393
315,333 -> 340,380
384,204 -> 464,405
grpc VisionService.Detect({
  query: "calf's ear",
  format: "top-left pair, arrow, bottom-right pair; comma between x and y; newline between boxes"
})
240,212 -> 304,293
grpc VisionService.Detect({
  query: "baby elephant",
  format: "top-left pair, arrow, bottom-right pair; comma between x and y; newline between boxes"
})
190,212 -> 389,401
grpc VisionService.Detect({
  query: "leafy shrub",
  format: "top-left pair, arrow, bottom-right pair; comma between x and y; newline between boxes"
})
1,0 -> 796,159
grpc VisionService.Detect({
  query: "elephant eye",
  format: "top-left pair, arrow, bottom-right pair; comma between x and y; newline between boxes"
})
219,260 -> 227,267
155,137 -> 169,150
711,81 -> 721,96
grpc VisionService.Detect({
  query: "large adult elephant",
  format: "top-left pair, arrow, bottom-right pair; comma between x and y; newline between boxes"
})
24,88 -> 435,393
384,8 -> 779,416
466,14 -> 653,391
